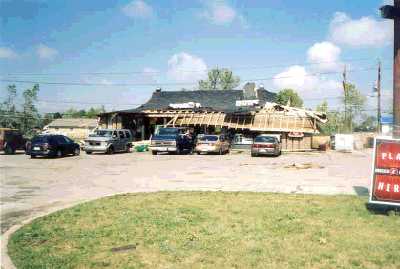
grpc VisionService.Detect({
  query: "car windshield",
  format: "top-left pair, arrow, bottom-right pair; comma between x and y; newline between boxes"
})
32,136 -> 48,143
158,128 -> 180,135
199,135 -> 218,142
255,136 -> 276,143
90,130 -> 113,137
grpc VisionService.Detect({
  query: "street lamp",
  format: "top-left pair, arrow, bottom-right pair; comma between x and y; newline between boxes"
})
380,5 -> 400,19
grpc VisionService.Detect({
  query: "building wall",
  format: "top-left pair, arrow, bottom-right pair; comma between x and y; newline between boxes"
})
281,133 -> 313,151
44,127 -> 95,141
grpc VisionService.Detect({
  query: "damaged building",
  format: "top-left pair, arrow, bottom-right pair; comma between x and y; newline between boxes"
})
98,84 -> 327,151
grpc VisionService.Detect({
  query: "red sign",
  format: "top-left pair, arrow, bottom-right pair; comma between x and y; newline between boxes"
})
370,138 -> 400,206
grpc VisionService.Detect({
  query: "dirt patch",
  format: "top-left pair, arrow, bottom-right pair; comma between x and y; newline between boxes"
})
284,162 -> 325,169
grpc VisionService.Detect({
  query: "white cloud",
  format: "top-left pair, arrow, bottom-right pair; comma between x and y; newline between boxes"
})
273,65 -> 342,98
36,44 -> 58,60
329,12 -> 392,47
307,41 -> 342,72
273,65 -> 318,92
0,47 -> 18,59
200,1 -> 247,26
382,0 -> 393,5
167,52 -> 207,82
122,0 -> 154,19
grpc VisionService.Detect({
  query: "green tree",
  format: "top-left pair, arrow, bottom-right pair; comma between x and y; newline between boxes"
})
63,106 -> 105,118
86,106 -> 105,118
354,115 -> 377,132
21,84 -> 41,137
0,85 -> 19,128
276,89 -> 304,108
315,100 -> 344,135
198,68 -> 240,90
316,100 -> 328,114
342,83 -> 366,133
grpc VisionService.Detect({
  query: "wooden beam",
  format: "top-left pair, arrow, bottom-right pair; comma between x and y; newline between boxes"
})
241,117 -> 246,130
172,114 -> 179,127
207,112 -> 213,127
263,113 -> 268,130
215,112 -> 221,127
199,113 -> 206,126
187,113 -> 194,125
165,117 -> 175,127
250,115 -> 255,129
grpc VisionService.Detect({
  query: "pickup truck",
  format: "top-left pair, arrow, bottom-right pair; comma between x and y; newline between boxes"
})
149,127 -> 194,155
0,128 -> 28,154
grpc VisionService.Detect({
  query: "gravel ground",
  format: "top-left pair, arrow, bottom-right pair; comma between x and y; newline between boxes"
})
0,149 -> 373,235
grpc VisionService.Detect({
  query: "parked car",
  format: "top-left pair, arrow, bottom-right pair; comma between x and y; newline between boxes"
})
195,134 -> 230,155
0,128 -> 28,154
251,135 -> 282,157
83,129 -> 133,154
149,127 -> 193,155
29,134 -> 80,158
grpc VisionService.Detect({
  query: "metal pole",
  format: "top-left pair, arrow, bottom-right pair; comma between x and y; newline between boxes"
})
377,60 -> 382,133
394,0 -> 400,137
342,65 -> 348,133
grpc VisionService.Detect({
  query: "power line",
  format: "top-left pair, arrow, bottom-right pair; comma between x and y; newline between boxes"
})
1,58 -> 386,77
0,66 -> 391,87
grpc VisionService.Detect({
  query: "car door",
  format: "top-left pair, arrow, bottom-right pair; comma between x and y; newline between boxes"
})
63,136 -> 75,154
112,131 -> 119,150
54,136 -> 66,154
118,131 -> 126,151
219,135 -> 226,151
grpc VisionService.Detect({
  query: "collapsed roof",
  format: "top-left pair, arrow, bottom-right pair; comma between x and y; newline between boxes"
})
107,87 -> 277,114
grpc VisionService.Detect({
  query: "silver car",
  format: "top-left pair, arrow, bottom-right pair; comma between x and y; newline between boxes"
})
251,135 -> 282,157
84,129 -> 133,154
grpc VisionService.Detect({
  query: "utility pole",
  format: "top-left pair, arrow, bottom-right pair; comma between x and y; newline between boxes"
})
377,60 -> 382,133
381,1 -> 400,137
342,65 -> 348,133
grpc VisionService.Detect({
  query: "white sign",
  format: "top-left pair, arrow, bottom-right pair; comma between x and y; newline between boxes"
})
169,102 -> 201,109
235,99 -> 259,107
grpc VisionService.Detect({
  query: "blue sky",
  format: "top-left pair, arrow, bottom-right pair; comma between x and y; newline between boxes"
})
0,0 -> 394,113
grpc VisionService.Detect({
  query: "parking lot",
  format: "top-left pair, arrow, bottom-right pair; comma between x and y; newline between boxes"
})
1,149 -> 372,233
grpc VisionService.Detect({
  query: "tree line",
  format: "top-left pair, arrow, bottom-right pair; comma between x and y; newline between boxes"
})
0,84 -> 105,137
1,69 -> 377,137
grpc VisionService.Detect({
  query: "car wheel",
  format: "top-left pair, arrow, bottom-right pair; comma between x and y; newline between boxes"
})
30,155 -> 36,159
197,151 -> 201,155
74,148 -> 80,156
4,144 -> 15,155
56,149 -> 62,158
107,146 -> 114,155
152,150 -> 158,155
86,151 -> 92,155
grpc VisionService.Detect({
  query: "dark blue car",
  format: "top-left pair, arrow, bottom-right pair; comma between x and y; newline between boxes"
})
29,134 -> 80,158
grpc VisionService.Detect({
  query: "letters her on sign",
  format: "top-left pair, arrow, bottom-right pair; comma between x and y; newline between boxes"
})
370,138 -> 400,205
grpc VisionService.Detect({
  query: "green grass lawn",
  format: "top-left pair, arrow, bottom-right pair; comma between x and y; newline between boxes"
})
8,192 -> 400,269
